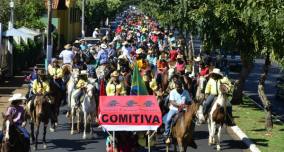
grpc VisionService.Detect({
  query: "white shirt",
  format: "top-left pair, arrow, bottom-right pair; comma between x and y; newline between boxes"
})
122,46 -> 132,62
59,50 -> 74,64
169,89 -> 191,111
92,30 -> 99,38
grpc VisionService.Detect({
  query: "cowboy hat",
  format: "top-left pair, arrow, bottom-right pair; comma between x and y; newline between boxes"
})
122,41 -> 128,46
9,93 -> 26,102
148,49 -> 153,53
95,28 -> 99,31
118,54 -> 127,59
80,70 -> 88,75
64,44 -> 72,49
74,40 -> 80,43
111,71 -> 119,77
136,48 -> 143,54
194,56 -> 201,62
51,58 -> 58,63
210,68 -> 223,76
100,43 -> 107,49
177,54 -> 183,59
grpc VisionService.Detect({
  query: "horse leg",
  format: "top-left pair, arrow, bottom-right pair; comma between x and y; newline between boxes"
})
35,122 -> 40,150
43,122 -> 48,149
90,113 -> 94,137
216,125 -> 222,151
30,122 -> 35,144
77,109 -> 80,133
177,138 -> 184,152
71,108 -> 74,135
83,112 -> 87,139
208,118 -> 213,146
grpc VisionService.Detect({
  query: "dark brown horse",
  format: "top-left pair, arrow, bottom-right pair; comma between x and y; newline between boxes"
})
48,78 -> 65,131
166,101 -> 201,152
1,113 -> 30,152
29,95 -> 51,150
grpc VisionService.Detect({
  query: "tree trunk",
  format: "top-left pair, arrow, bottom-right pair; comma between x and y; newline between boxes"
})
258,52 -> 273,131
231,50 -> 253,104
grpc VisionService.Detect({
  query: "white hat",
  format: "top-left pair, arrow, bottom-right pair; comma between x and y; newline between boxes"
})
9,93 -> 26,102
100,43 -> 107,49
118,54 -> 127,59
80,70 -> 88,75
211,68 -> 223,76
95,28 -> 99,31
194,56 -> 201,62
122,41 -> 128,45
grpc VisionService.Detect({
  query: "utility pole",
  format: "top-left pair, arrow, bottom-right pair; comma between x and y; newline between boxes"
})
81,0 -> 85,38
8,0 -> 14,76
46,0 -> 53,66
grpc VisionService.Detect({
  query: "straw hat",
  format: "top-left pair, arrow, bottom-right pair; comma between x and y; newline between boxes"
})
122,41 -> 128,46
74,40 -> 80,43
148,49 -> 153,54
111,71 -> 119,77
100,43 -> 107,49
194,56 -> 201,62
177,54 -> 183,59
210,68 -> 223,76
95,28 -> 99,31
8,93 -> 26,102
64,44 -> 72,49
51,58 -> 58,63
80,70 -> 88,75
136,48 -> 143,54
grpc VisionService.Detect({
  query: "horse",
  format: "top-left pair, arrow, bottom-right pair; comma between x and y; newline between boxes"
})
81,83 -> 97,139
48,77 -> 65,132
29,95 -> 51,150
195,76 -> 207,102
196,83 -> 230,151
166,101 -> 200,152
1,114 -> 30,152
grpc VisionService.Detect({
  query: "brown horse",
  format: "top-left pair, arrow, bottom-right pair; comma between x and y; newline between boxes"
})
1,113 -> 30,152
166,101 -> 201,152
29,95 -> 51,150
48,78 -> 65,132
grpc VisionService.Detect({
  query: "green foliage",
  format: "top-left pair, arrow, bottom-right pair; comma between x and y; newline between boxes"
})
140,0 -> 284,67
0,0 -> 45,29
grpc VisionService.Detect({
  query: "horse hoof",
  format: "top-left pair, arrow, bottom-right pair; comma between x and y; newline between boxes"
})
43,144 -> 47,149
83,135 -> 87,139
217,145 -> 221,151
50,127 -> 55,132
55,122 -> 58,127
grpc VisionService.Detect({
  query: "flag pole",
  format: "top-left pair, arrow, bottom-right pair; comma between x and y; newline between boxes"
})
113,131 -> 115,152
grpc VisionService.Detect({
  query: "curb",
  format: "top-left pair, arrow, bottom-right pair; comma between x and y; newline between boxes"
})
229,125 -> 261,152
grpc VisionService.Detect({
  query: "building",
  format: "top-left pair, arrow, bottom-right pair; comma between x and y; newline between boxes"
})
42,0 -> 81,51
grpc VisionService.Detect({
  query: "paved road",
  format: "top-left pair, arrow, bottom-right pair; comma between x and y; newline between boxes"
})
0,70 -> 248,152
27,105 -> 247,152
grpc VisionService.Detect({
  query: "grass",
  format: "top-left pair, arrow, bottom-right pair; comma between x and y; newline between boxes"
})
233,96 -> 284,152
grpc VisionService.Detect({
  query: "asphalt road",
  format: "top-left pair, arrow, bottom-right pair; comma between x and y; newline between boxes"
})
26,105 -> 247,152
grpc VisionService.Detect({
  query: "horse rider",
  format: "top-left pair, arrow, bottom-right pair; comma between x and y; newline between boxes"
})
95,43 -> 110,79
59,44 -> 74,65
164,80 -> 192,137
25,66 -> 39,99
48,58 -> 65,91
30,70 -> 50,111
1,93 -> 29,141
202,68 -> 224,117
73,71 -> 88,107
106,71 -> 126,96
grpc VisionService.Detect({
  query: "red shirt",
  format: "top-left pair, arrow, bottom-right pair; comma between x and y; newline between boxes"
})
169,50 -> 178,61
200,67 -> 209,76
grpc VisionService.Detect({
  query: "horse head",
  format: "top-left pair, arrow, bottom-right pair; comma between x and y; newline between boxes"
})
220,83 -> 230,95
34,95 -> 49,119
86,83 -> 95,98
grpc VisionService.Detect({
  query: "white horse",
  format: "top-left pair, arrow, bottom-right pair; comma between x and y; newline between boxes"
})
196,83 -> 230,151
81,83 -> 97,139
195,76 -> 207,101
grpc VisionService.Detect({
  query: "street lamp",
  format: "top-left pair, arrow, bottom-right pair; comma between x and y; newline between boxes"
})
8,0 -> 14,75
81,0 -> 86,38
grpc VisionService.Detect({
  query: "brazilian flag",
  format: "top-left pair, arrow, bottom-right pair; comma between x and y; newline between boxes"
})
130,63 -> 149,95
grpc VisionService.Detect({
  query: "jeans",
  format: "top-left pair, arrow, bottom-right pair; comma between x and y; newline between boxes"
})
164,109 -> 178,136
203,95 -> 216,115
